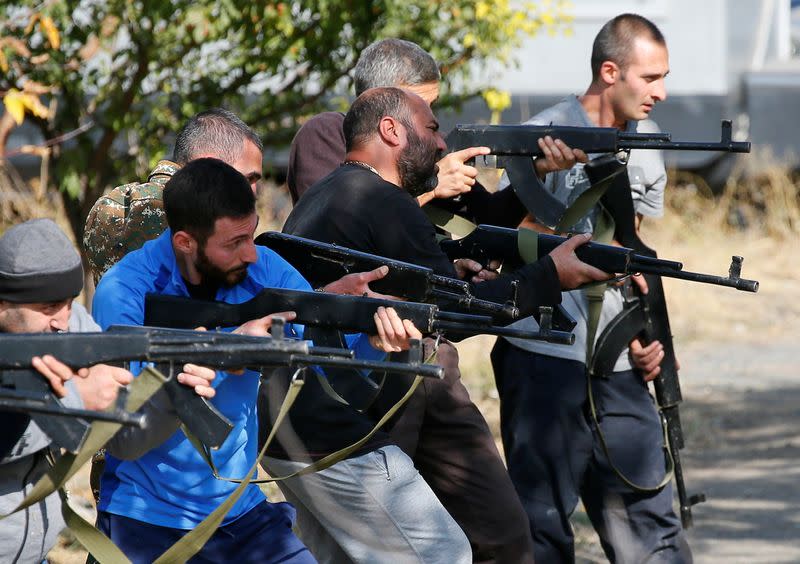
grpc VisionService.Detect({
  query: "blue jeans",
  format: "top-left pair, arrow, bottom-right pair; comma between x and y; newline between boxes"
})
96,500 -> 315,564
263,445 -> 471,564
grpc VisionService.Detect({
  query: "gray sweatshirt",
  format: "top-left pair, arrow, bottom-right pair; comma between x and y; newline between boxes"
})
0,304 -> 89,563
499,96 -> 666,371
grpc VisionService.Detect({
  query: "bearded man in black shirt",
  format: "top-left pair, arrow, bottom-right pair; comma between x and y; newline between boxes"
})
267,87 -> 609,564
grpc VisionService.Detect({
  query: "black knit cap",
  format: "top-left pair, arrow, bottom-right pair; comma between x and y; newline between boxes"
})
0,219 -> 83,303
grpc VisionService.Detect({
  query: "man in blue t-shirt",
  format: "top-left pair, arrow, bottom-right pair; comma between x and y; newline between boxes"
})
93,158 -> 420,563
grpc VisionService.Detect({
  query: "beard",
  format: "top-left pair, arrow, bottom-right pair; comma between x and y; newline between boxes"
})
195,244 -> 249,287
397,126 -> 441,197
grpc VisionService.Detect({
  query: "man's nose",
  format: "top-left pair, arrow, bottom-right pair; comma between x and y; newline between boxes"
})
435,133 -> 447,152
241,241 -> 258,264
652,79 -> 667,103
51,304 -> 71,332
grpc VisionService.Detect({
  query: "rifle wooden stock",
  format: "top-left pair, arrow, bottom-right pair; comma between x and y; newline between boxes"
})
144,288 -> 574,345
255,231 -> 519,319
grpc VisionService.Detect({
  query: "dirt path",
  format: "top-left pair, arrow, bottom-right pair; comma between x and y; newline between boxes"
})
679,340 -> 800,563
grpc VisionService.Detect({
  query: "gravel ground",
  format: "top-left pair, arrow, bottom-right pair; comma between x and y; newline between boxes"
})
677,341 -> 800,564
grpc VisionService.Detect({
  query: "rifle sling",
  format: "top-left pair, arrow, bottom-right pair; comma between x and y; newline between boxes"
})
61,489 -> 132,564
149,372 -> 305,564
584,168 -> 676,495
589,297 -> 646,379
192,367 -> 428,485
586,356 -> 674,493
176,347 -> 436,563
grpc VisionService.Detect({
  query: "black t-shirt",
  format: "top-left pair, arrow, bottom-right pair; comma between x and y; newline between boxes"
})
285,164 -> 562,315
286,164 -> 456,274
265,164 -> 560,462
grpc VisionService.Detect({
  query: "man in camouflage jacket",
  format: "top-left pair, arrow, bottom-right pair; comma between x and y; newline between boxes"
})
83,108 -> 263,282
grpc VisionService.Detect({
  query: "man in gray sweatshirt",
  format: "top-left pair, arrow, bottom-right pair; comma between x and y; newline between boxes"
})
491,14 -> 692,564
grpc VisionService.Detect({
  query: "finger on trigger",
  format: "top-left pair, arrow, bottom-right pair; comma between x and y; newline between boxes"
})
373,311 -> 388,348
386,308 -> 406,341
403,318 -> 423,340
455,146 -> 491,162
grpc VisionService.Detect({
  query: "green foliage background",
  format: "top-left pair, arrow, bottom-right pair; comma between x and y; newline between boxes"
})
0,0 -> 571,242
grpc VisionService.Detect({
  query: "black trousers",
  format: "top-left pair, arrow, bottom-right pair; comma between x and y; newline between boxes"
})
491,339 -> 692,564
389,340 -> 536,564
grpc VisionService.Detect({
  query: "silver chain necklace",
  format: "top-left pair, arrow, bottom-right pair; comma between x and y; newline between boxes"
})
344,160 -> 381,177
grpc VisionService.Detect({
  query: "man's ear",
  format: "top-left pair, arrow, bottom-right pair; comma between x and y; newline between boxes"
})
599,60 -> 621,86
377,116 -> 405,148
172,230 -> 198,256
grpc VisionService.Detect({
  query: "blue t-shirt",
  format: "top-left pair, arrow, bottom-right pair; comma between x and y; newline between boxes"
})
93,230 -> 378,528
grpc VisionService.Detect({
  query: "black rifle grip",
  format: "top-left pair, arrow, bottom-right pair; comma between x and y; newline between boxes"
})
156,363 -> 234,449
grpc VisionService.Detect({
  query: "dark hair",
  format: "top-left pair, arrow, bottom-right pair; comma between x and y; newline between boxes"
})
343,87 -> 414,152
353,39 -> 440,95
172,108 -> 263,165
163,158 -> 255,243
591,14 -> 666,81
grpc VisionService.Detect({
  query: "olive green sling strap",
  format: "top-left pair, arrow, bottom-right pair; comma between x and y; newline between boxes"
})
174,351 -> 433,563
75,367 -> 309,564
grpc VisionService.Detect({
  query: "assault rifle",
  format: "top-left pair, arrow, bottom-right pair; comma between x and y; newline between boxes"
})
446,120 -> 751,159
445,120 -> 751,228
440,224 -> 759,293
0,325 -> 442,453
254,231 -> 519,319
144,288 -> 574,345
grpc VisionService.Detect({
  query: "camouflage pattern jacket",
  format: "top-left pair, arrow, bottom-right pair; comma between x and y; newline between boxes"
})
83,160 -> 180,283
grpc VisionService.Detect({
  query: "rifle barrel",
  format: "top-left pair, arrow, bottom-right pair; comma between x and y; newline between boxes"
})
291,354 -> 444,379
620,139 -> 751,153
0,394 -> 146,428
432,320 -> 575,345
630,255 -> 683,271
632,264 -> 759,292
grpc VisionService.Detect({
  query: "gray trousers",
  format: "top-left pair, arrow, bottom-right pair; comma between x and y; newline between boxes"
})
0,450 -> 64,564
263,445 -> 471,564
